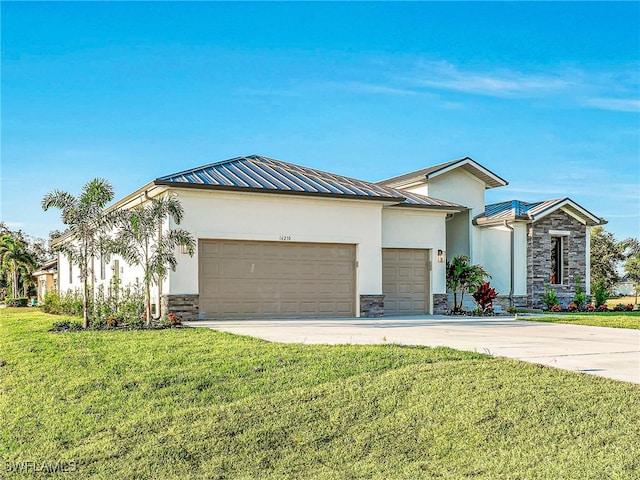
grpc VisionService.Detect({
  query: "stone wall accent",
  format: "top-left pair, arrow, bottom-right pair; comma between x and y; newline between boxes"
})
527,210 -> 587,309
360,294 -> 384,318
433,294 -> 448,314
161,294 -> 200,321
493,295 -> 528,310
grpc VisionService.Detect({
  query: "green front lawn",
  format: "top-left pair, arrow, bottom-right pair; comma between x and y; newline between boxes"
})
534,311 -> 640,329
1,308 -> 639,479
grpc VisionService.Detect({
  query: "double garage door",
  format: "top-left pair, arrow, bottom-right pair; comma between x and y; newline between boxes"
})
199,240 -> 356,319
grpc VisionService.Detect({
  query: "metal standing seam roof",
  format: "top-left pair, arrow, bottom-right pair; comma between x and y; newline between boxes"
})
474,198 -> 604,226
154,155 -> 464,210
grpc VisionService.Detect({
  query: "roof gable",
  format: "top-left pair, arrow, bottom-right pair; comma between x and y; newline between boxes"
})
474,198 -> 605,226
155,155 -> 463,210
378,157 -> 508,190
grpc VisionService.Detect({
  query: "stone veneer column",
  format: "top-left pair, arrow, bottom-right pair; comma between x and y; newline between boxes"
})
432,294 -> 448,314
527,211 -> 587,309
161,294 -> 200,320
360,294 -> 384,318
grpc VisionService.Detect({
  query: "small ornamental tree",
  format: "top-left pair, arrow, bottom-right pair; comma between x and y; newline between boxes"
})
571,276 -> 587,311
472,282 -> 498,314
113,195 -> 195,326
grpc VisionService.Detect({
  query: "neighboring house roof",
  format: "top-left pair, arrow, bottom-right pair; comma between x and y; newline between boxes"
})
154,154 -> 463,210
377,156 -> 509,190
33,258 -> 57,276
473,198 -> 605,226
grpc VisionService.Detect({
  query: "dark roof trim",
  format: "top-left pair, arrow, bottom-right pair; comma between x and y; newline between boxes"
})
379,156 -> 508,190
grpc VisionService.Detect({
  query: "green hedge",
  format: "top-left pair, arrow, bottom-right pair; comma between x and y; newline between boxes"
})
6,297 -> 29,307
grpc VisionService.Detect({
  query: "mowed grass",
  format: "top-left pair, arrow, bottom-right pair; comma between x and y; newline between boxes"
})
533,311 -> 640,329
1,309 -> 639,479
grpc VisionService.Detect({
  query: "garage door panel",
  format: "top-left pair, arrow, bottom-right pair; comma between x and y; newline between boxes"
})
382,248 -> 430,316
199,240 -> 355,319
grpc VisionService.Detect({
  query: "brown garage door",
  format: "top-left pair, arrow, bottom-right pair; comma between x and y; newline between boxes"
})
382,248 -> 430,315
199,240 -> 356,319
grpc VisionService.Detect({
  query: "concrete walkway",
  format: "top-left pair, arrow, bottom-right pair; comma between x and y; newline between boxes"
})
186,315 -> 640,384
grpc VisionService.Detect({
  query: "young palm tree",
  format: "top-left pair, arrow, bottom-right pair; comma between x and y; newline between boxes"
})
42,178 -> 115,328
113,195 -> 195,326
446,255 -> 491,312
0,234 -> 37,298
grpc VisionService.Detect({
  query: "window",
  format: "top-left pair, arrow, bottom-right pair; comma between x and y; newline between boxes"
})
69,261 -> 73,284
550,236 -> 563,284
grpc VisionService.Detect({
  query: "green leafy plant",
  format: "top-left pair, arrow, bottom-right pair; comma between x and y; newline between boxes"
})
51,320 -> 83,332
446,255 -> 491,313
507,306 -> 518,314
571,277 -> 587,310
592,281 -> 609,308
541,282 -> 559,310
6,297 -> 28,307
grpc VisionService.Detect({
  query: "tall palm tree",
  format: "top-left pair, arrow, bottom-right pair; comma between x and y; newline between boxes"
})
42,178 -> 115,328
0,234 -> 37,298
113,195 -> 195,326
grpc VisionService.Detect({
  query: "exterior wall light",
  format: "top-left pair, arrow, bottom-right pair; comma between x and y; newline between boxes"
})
437,249 -> 445,263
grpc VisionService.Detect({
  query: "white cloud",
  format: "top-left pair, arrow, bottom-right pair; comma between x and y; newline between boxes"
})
407,61 -> 572,98
582,97 -> 640,113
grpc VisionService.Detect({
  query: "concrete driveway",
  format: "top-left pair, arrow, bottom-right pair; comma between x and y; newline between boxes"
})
186,316 -> 640,384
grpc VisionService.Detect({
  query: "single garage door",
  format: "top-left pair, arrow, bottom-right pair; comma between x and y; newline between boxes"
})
199,240 -> 356,319
382,248 -> 430,315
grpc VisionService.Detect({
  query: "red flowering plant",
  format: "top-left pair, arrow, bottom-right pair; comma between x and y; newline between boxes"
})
585,304 -> 595,312
597,304 -> 609,312
166,312 -> 182,326
567,302 -> 579,312
472,282 -> 498,314
625,304 -> 634,311
550,304 -> 563,313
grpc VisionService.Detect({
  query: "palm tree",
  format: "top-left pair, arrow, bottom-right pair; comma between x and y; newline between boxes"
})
0,234 -> 37,298
446,255 -> 491,312
113,195 -> 195,326
42,178 -> 115,328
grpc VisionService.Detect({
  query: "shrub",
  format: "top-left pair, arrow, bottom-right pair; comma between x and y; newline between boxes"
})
613,303 -> 626,312
585,304 -> 595,312
6,297 -> 28,307
51,320 -> 83,332
550,304 -> 563,312
472,282 -> 498,314
107,316 -> 119,328
593,281 -> 609,308
567,302 -> 578,312
571,277 -> 587,311
506,306 -> 518,314
625,304 -> 634,311
597,304 -> 609,312
541,283 -> 559,310
42,291 -> 62,314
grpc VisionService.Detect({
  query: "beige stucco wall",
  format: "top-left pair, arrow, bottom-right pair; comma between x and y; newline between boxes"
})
168,189 -> 388,313
476,223 -> 527,297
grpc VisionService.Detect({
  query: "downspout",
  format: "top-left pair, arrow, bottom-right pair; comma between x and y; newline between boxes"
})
504,221 -> 514,308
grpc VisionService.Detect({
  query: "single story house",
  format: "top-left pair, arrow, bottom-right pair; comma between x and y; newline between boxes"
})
56,154 -> 604,318
33,257 -> 58,304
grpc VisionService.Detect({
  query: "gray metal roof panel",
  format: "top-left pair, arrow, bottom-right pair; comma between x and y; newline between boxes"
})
156,154 -> 466,209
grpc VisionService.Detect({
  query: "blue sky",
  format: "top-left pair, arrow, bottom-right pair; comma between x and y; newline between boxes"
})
2,1 -> 639,241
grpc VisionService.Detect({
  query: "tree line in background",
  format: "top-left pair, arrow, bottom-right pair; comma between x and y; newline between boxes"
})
590,226 -> 640,306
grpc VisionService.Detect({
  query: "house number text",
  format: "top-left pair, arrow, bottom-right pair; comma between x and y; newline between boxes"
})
279,235 -> 292,241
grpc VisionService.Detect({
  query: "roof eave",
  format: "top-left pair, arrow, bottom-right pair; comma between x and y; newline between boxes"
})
153,180 -> 405,204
